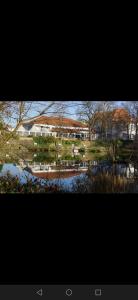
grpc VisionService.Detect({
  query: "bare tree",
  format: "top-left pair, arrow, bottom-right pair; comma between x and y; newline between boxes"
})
76,101 -> 115,141
0,100 -> 59,147
96,101 -> 117,139
76,101 -> 99,140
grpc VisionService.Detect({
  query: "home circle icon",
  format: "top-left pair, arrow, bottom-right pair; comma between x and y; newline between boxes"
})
66,289 -> 73,296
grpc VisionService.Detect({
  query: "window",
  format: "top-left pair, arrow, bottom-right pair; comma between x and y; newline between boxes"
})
24,124 -> 32,131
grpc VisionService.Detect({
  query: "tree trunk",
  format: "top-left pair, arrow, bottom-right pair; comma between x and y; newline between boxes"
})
89,126 -> 92,141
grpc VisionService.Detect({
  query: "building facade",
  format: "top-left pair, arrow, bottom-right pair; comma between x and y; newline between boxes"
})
16,109 -> 137,141
93,108 -> 137,140
17,115 -> 90,140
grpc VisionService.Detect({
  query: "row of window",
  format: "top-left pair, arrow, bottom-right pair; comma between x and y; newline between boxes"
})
18,130 -> 136,139
17,131 -> 89,138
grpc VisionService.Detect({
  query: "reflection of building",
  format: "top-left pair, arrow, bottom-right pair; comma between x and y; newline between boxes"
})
17,115 -> 89,140
17,161 -> 89,180
32,170 -> 85,180
126,164 -> 135,178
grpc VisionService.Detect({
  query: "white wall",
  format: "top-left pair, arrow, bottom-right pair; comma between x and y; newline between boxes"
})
17,124 -> 49,133
128,123 -> 136,137
17,124 -> 89,135
17,124 -> 27,132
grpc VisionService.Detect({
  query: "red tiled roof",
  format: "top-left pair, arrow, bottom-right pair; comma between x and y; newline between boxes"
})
95,108 -> 131,123
112,108 -> 130,122
23,116 -> 87,128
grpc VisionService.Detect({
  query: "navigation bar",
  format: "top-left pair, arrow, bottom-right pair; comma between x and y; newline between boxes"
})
0,285 -> 138,300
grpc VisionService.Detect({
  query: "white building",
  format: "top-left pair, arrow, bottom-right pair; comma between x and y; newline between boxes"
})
94,109 -> 138,140
16,110 -> 138,141
17,115 -> 90,139
128,122 -> 137,140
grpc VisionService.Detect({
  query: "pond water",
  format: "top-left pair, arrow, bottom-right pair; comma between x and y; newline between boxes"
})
0,152 -> 138,193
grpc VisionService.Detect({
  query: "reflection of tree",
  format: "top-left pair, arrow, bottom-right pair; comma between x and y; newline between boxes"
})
0,164 -> 3,172
134,160 -> 138,178
72,164 -> 138,193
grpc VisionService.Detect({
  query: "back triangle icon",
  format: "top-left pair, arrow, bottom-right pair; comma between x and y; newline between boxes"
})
36,289 -> 43,296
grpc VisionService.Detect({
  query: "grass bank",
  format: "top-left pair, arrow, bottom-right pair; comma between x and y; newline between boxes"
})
19,137 -> 108,154
19,137 -> 135,162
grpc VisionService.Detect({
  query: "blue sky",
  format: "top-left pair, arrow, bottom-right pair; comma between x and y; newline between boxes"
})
27,101 -> 80,119
67,101 -> 122,118
8,100 -> 124,127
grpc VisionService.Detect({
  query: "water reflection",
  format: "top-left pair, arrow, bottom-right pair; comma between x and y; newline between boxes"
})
72,161 -> 138,193
0,153 -> 138,193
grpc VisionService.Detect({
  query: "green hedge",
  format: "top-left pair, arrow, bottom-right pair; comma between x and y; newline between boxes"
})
79,148 -> 85,153
33,136 -> 56,145
89,149 -> 101,153
62,140 -> 81,146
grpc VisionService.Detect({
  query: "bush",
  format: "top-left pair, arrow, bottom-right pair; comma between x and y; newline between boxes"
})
73,140 -> 81,146
116,140 -> 124,148
89,149 -> 101,153
121,140 -> 133,148
95,140 -> 108,147
0,173 -> 63,193
49,145 -> 56,151
33,136 -> 56,145
79,148 -> 85,153
62,154 -> 74,160
34,154 -> 56,163
62,140 -> 81,146
63,140 -> 73,145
